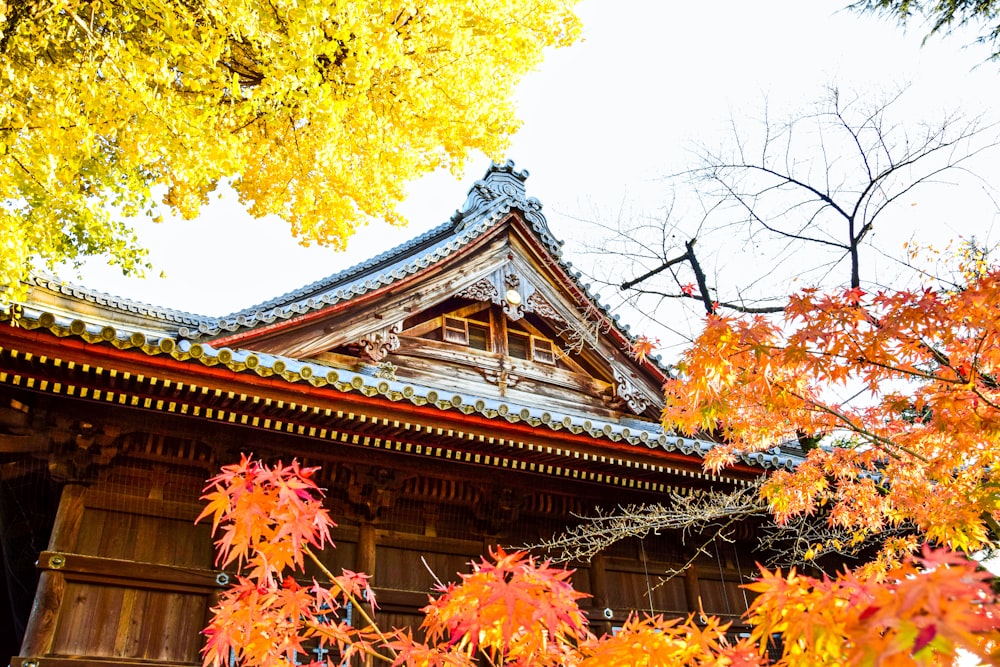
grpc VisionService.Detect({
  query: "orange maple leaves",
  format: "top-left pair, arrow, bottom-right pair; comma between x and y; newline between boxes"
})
746,546 -> 1000,666
197,455 -> 383,667
198,455 -> 335,579
198,456 -> 1000,666
663,269 -> 1000,556
420,548 -> 589,665
196,455 -> 761,666
630,335 -> 661,364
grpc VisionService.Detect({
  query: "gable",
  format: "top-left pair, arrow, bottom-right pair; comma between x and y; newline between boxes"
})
214,216 -> 665,422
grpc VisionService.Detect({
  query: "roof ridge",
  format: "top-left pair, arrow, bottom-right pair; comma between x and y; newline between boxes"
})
28,273 -> 207,326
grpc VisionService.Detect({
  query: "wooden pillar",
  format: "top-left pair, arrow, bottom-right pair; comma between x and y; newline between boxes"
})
490,307 -> 508,356
588,553 -> 608,609
588,552 -> 611,633
684,565 -> 703,620
355,522 -> 377,579
19,482 -> 86,657
354,523 -> 378,667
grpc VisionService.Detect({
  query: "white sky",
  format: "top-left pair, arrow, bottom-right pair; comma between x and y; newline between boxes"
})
61,0 -> 1000,358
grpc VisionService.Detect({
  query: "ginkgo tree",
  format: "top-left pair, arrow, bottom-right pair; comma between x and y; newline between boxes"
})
0,0 -> 580,300
198,455 -> 1000,666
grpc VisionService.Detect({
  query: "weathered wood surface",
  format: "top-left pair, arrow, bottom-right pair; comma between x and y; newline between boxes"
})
51,581 -> 207,662
36,552 -> 222,592
356,522 -> 377,577
75,508 -> 212,568
17,482 -> 219,665
12,658 -> 199,667
18,570 -> 66,659
392,338 -> 620,418
19,483 -> 85,658
247,232 -> 510,358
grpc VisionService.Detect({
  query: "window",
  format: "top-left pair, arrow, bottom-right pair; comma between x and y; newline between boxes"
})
532,338 -> 556,364
443,316 -> 490,351
441,313 -> 555,361
508,332 -> 530,360
443,316 -> 468,344
468,323 -> 490,351
507,331 -> 556,365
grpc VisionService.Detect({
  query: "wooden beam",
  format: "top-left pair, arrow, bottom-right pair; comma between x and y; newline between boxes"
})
400,315 -> 444,338
11,659 -> 198,667
35,551 -> 223,593
402,301 -> 493,338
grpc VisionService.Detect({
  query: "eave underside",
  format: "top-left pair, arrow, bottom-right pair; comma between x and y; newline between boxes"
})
0,335 -> 759,493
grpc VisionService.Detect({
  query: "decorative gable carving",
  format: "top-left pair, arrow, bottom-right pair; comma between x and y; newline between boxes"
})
457,279 -> 499,303
526,292 -> 565,325
614,368 -> 650,415
358,322 -> 402,362
502,273 -> 525,321
457,267 -> 566,326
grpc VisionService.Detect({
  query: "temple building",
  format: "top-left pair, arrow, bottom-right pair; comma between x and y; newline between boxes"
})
1,162 -> 797,666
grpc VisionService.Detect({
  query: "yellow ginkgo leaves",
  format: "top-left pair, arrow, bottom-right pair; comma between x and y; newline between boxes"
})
0,0 -> 581,300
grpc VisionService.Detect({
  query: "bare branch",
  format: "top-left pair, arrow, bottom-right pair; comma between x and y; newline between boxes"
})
528,481 -> 767,563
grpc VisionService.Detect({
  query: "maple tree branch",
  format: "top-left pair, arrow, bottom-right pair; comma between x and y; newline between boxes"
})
629,289 -> 786,313
309,623 -> 393,664
774,381 -> 930,463
708,171 -> 852,252
970,332 -> 1000,391
971,386 -> 1000,413
684,239 -> 717,314
855,304 -> 1000,391
709,300 -> 785,314
778,343 -> 963,386
672,87 -> 1000,296
304,546 -> 399,662
620,250 -> 691,290
619,238 -> 721,315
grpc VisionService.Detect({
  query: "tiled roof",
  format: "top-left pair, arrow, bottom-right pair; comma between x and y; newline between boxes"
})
13,162 -> 802,471
7,303 -> 799,474
27,273 -> 208,330
176,162 -> 663,367
25,161 -> 668,369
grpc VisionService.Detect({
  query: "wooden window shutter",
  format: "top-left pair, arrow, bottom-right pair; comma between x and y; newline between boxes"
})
443,316 -> 469,344
532,337 -> 556,365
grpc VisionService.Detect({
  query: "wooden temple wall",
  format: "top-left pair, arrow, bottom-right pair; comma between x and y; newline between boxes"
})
15,476 -> 219,667
12,450 -> 755,667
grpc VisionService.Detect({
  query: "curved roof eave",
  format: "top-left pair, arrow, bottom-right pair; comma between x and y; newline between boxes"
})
19,161 -> 673,376
3,304 -> 800,474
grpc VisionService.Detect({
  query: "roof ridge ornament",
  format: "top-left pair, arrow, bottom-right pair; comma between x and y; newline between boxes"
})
453,160 -> 561,254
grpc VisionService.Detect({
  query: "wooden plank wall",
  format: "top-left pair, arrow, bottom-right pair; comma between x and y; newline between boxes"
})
14,456 -> 757,667
14,467 -> 223,667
